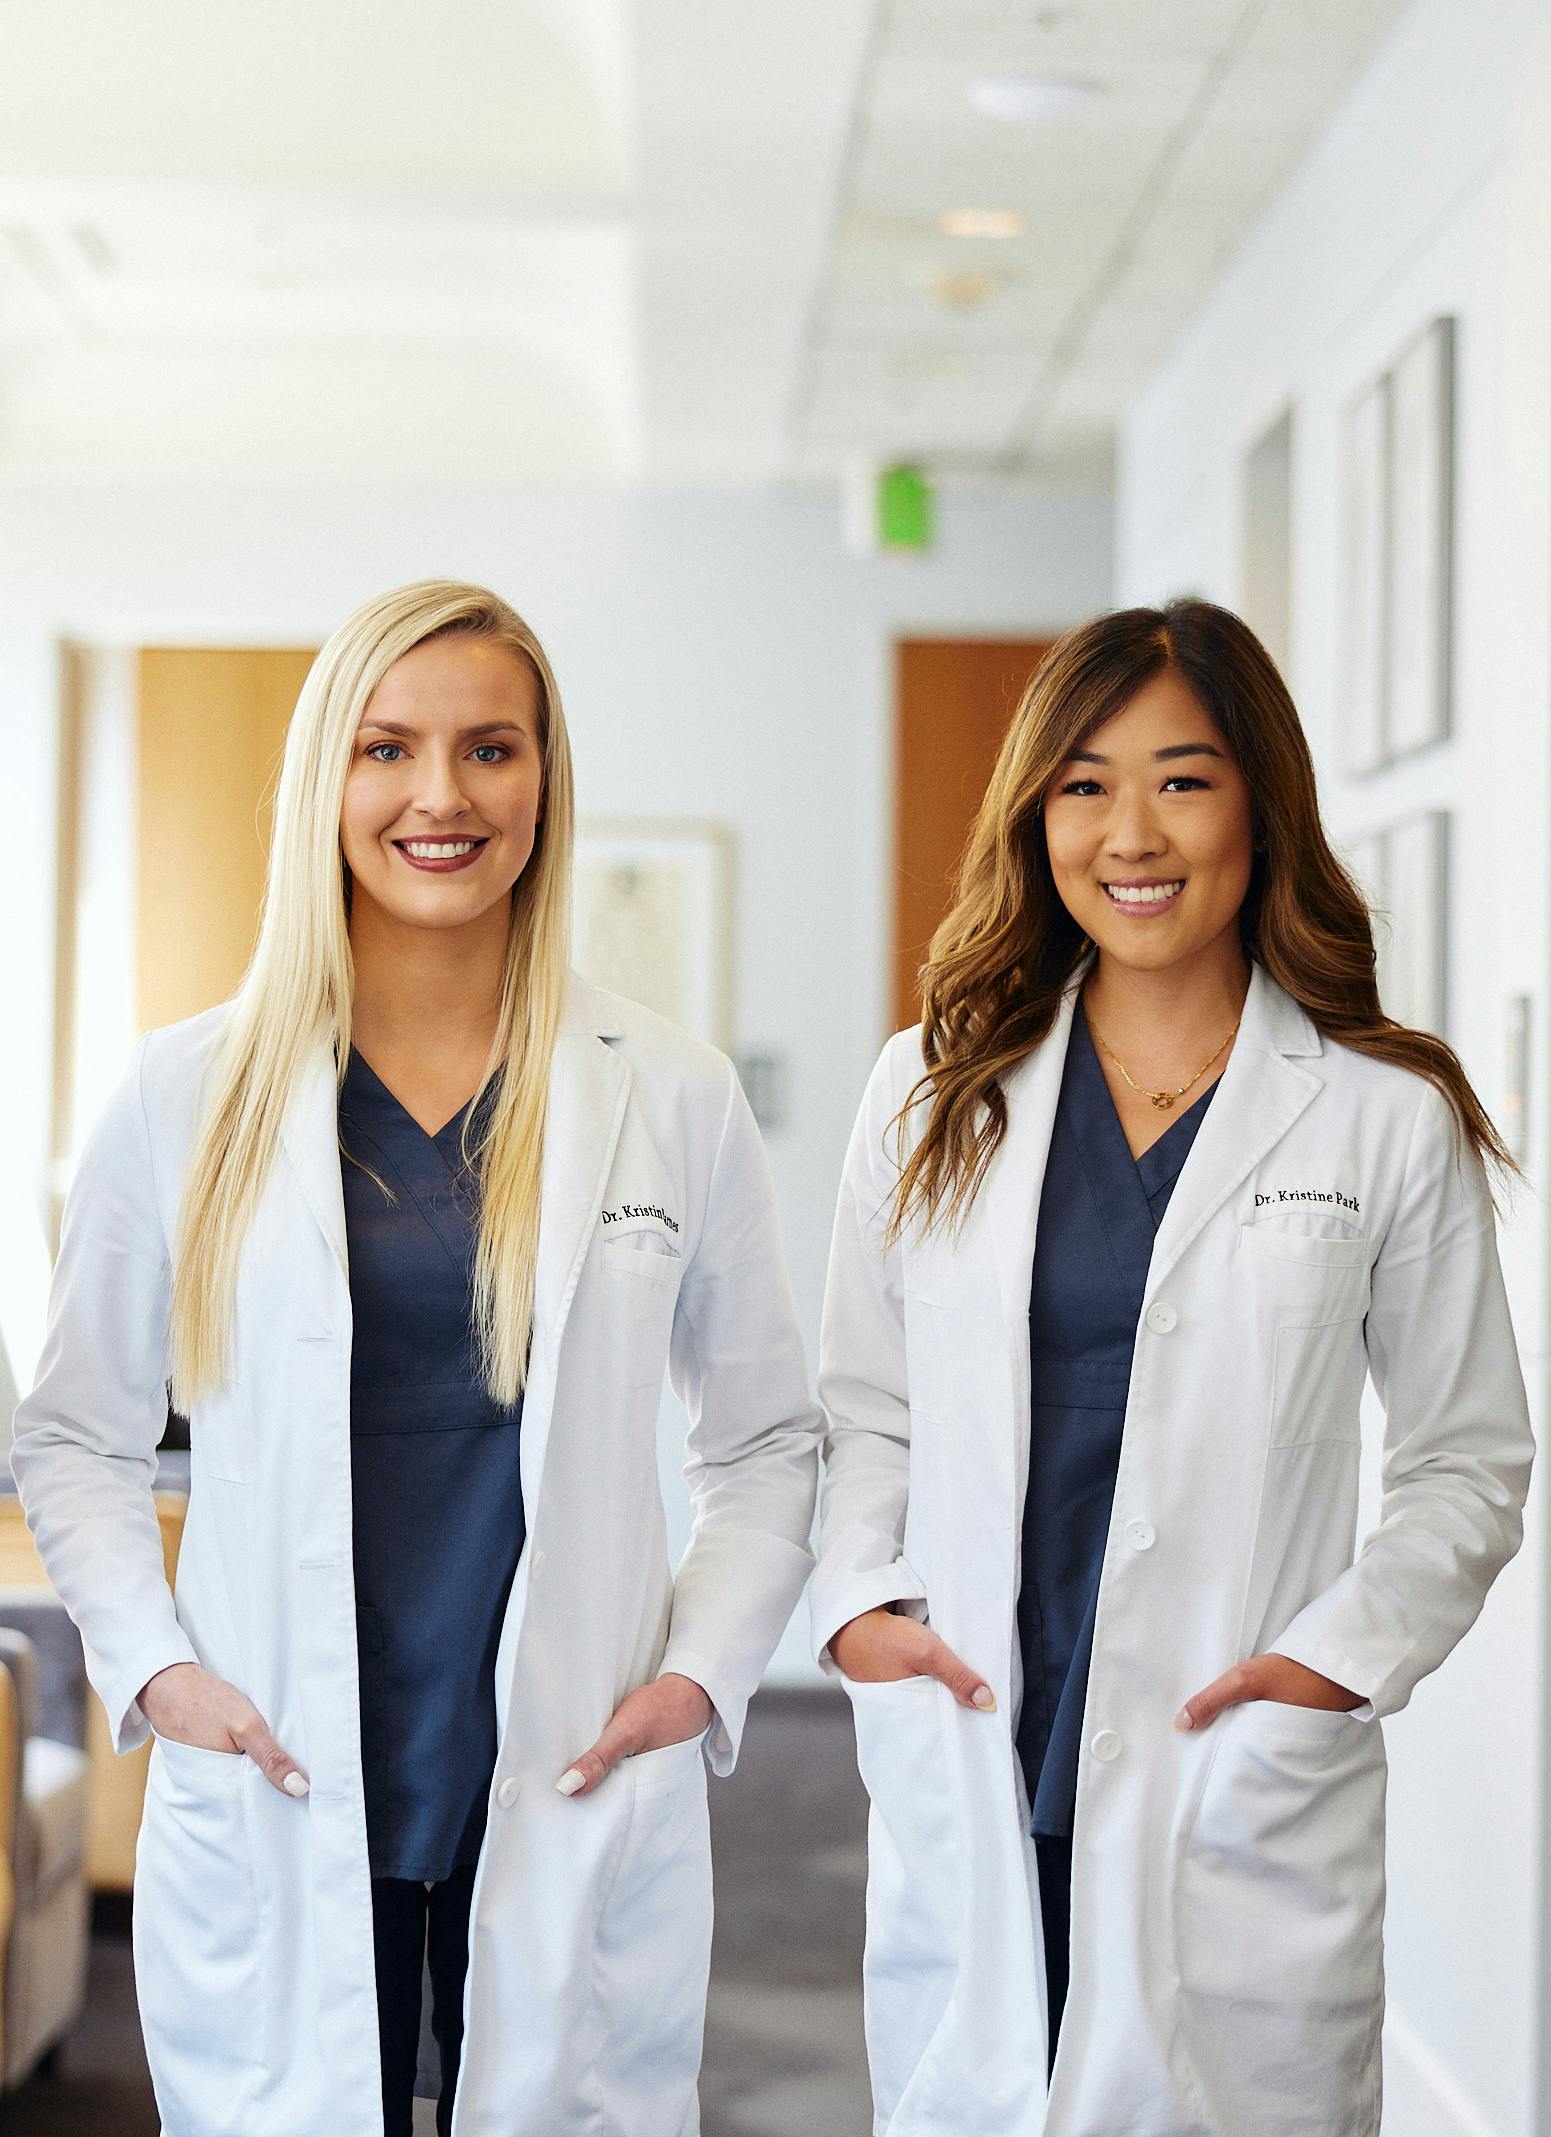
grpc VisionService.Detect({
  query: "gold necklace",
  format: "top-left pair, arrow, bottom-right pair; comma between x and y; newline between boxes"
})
1086,1004 -> 1242,1110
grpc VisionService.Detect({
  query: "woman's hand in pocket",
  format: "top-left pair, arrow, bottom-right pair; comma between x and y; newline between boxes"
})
554,1671 -> 713,1799
139,1662 -> 311,1798
1174,1652 -> 1363,1731
829,1606 -> 997,1711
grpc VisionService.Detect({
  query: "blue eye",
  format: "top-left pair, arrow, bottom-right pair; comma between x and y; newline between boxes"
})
470,744 -> 510,764
365,742 -> 405,763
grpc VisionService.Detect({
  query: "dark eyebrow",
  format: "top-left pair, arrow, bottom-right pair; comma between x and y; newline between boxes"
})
359,720 -> 524,739
1066,742 -> 1227,765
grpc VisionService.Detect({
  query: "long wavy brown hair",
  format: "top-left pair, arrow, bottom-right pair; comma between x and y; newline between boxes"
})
890,598 -> 1518,1240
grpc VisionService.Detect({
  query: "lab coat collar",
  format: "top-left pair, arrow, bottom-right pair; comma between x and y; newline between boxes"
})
560,969 -> 628,1040
978,952 -> 1325,1323
278,966 -> 632,1301
1121,954 -> 1326,1294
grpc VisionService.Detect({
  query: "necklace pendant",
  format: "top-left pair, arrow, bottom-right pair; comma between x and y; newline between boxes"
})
1152,1092 -> 1174,1109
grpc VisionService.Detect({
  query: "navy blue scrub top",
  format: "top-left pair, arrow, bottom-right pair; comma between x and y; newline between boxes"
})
1015,998 -> 1218,1839
339,1048 -> 524,1883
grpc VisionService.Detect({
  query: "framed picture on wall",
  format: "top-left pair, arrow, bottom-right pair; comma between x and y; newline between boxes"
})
572,818 -> 735,1049
1239,405 -> 1295,680
1335,315 -> 1456,775
1336,375 -> 1388,776
1385,316 -> 1455,758
1383,808 -> 1449,1034
1340,830 -> 1386,915
1344,811 -> 1449,1035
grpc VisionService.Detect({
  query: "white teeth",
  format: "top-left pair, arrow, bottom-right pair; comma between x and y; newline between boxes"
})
402,840 -> 479,859
1104,880 -> 1184,905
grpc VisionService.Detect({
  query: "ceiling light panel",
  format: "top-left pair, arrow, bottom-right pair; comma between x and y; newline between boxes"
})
793,0 -> 1419,477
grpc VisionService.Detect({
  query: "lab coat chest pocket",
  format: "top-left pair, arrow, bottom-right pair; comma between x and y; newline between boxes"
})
1239,1225 -> 1372,1449
134,1738 -> 267,2119
845,1676 -> 962,2128
598,1233 -> 681,1386
1177,1700 -> 1386,2126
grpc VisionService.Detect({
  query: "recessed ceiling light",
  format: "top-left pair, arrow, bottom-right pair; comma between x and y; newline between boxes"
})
938,206 -> 1027,240
934,269 -> 1004,310
968,75 -> 1098,124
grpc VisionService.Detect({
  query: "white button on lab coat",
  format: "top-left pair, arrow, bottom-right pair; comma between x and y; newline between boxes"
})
812,956 -> 1532,2137
13,974 -> 821,2137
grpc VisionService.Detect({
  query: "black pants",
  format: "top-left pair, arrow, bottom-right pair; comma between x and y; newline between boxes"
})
370,1864 -> 476,2137
1035,1833 -> 1073,2081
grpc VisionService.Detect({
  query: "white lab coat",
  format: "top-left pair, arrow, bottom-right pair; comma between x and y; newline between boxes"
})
812,956 -> 1532,2137
12,973 -> 821,2137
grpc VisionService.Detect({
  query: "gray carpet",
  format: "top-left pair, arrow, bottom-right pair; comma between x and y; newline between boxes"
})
1,1687 -> 872,2136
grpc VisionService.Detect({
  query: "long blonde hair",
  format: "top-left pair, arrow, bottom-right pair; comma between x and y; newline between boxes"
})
169,579 -> 575,1411
892,599 -> 1518,1242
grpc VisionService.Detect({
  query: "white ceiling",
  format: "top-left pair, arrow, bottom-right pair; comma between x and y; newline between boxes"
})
0,0 -> 1413,486
793,0 -> 1416,480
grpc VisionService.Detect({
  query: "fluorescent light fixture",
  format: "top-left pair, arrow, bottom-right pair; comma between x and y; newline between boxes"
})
938,206 -> 1027,240
968,75 -> 1098,124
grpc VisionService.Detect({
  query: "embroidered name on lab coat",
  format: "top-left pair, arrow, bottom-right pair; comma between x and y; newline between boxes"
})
601,1202 -> 680,1234
1253,1187 -> 1361,1216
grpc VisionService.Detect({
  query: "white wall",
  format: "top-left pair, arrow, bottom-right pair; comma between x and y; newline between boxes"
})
1116,0 -> 1551,2128
0,477 -> 1114,1679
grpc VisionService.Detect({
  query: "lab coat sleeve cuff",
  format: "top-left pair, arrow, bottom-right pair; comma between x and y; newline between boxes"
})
810,1560 -> 929,1678
655,1650 -> 744,1777
659,1528 -> 815,1776
1266,1632 -> 1380,1724
101,1626 -> 204,1756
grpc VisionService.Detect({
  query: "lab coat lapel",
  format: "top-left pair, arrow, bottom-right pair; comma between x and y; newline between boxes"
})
278,1037 -> 348,1280
533,1032 -> 632,1340
1145,958 -> 1323,1292
520,985 -> 633,1504
981,971 -> 1085,1326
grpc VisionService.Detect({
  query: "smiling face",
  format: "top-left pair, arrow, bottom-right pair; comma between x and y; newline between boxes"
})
1041,665 -> 1255,975
339,632 -> 545,937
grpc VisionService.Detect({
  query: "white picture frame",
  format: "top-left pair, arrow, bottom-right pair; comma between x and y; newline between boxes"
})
1239,405 -> 1295,680
1341,813 -> 1449,1036
1385,317 -> 1455,758
1337,375 -> 1389,776
1382,809 -> 1449,1034
572,818 -> 735,1049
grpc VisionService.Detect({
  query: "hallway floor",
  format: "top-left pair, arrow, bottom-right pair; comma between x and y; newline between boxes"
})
1,1687 -> 873,2137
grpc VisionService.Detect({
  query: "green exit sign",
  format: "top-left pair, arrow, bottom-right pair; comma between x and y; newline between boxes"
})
878,464 -> 933,553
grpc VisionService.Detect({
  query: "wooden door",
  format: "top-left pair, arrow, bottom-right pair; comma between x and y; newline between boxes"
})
136,647 -> 318,1032
892,637 -> 1054,1031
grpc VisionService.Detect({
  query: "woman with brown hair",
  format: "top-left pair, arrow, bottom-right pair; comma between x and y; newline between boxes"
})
812,599 -> 1532,2136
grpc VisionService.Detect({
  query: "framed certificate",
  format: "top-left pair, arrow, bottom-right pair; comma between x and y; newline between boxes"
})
572,819 -> 735,1049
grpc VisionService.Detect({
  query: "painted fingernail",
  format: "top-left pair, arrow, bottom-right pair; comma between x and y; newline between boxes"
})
282,1772 -> 310,1797
1173,1709 -> 1195,1731
971,1686 -> 997,1711
555,1767 -> 586,1796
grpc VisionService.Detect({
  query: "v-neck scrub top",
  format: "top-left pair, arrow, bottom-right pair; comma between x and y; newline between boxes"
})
339,1048 -> 525,1883
1015,1000 -> 1218,1839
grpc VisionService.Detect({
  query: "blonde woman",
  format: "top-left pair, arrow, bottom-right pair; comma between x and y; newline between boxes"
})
13,581 -> 820,2137
813,601 -> 1532,2135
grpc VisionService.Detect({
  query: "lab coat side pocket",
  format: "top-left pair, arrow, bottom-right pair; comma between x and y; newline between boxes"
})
846,1674 -> 964,2131
592,1740 -> 712,2128
1175,1699 -> 1386,2133
133,1737 -> 266,2129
